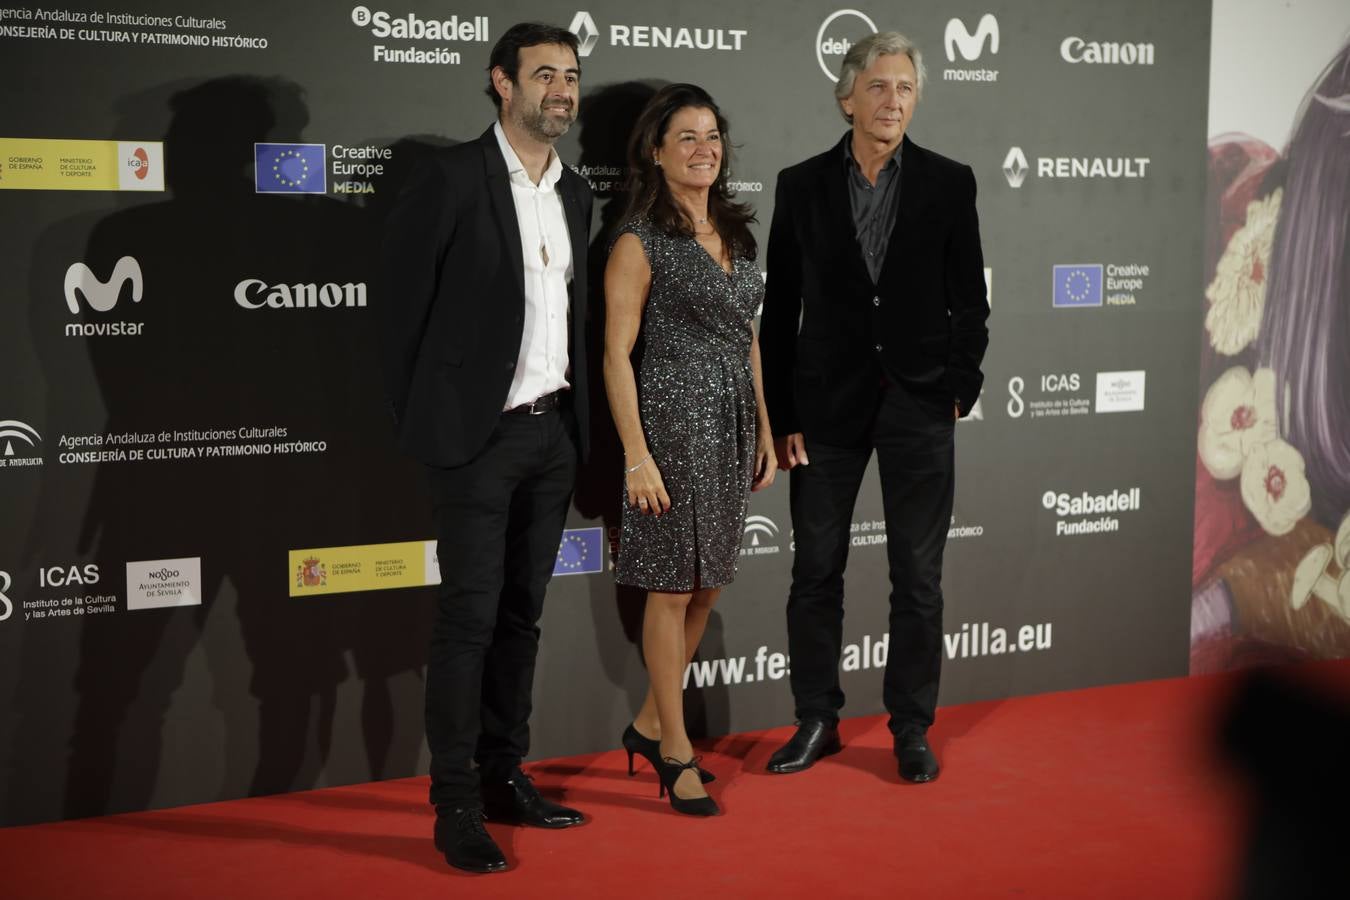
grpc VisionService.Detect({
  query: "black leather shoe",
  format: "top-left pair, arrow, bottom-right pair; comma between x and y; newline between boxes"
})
895,729 -> 940,783
433,806 -> 507,873
765,719 -> 841,774
482,769 -> 585,829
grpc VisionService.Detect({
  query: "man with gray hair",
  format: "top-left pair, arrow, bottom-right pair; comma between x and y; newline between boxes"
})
759,31 -> 989,781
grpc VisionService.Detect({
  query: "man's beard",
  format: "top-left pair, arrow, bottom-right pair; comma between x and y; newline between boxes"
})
515,99 -> 574,142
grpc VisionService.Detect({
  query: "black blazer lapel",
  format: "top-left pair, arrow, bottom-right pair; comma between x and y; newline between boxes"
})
481,127 -> 526,303
559,172 -> 587,291
878,136 -> 923,289
822,135 -> 858,250
822,132 -> 874,286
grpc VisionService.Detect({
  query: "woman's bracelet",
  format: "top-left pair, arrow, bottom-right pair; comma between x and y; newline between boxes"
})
624,453 -> 653,474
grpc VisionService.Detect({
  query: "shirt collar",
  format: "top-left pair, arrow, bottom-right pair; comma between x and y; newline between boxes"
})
494,120 -> 563,189
842,134 -> 903,176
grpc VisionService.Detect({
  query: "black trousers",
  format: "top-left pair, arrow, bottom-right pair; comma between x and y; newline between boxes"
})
786,383 -> 955,739
424,407 -> 577,808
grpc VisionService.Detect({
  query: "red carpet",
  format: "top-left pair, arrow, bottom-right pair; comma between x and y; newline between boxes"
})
8,666 -> 1344,899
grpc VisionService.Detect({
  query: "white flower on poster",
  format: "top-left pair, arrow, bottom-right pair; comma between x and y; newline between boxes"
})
1197,366 -> 1279,479
1239,437 -> 1312,536
1205,189 -> 1282,355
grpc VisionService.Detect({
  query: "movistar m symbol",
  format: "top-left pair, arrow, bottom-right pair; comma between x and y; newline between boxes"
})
64,256 -> 143,313
945,14 -> 999,61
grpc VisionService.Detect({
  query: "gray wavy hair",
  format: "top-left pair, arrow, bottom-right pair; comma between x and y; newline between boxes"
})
834,31 -> 927,122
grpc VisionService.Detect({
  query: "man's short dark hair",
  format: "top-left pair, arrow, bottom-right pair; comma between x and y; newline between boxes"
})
485,23 -> 581,109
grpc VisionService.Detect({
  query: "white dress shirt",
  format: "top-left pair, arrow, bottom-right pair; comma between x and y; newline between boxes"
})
494,122 -> 573,410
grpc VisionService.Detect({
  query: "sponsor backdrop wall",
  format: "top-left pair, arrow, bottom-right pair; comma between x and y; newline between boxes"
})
2,0 -> 1211,825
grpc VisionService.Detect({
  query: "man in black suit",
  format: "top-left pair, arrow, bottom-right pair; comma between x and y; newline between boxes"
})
380,22 -> 593,873
760,31 -> 989,783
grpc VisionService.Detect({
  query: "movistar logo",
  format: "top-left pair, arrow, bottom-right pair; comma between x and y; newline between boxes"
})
945,14 -> 998,61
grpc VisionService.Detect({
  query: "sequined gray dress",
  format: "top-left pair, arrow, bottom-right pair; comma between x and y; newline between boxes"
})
615,217 -> 764,592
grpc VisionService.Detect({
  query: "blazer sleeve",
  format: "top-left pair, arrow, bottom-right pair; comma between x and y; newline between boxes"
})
942,165 -> 990,417
378,157 -> 456,426
760,172 -> 804,436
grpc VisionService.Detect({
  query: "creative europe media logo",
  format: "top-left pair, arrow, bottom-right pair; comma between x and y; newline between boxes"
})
1053,265 -> 1103,308
555,528 -> 604,575
254,143 -> 326,194
1053,262 -> 1151,307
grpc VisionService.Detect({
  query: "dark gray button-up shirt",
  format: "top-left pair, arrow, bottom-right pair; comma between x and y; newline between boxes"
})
843,138 -> 903,284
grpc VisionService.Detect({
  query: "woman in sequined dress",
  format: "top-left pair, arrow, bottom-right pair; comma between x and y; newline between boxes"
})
603,84 -> 776,816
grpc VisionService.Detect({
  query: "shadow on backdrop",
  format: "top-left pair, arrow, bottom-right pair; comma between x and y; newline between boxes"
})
12,75 -> 445,825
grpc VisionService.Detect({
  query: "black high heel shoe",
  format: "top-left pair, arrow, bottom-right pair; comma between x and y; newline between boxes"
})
656,756 -> 719,817
622,724 -> 715,783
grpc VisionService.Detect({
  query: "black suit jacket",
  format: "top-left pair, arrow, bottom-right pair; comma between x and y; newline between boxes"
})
380,125 -> 593,467
760,133 -> 989,447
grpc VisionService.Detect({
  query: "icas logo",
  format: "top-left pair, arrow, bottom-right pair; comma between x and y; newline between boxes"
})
0,570 -> 11,622
816,9 -> 877,82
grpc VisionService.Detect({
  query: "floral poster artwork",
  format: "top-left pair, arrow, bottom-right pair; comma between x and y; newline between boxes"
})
1191,42 -> 1350,673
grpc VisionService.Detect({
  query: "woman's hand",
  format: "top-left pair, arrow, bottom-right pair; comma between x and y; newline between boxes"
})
625,455 -> 672,515
752,432 -> 777,491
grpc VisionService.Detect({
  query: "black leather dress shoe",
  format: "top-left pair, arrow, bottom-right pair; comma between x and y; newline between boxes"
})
766,719 -> 841,774
896,729 -> 940,783
433,806 -> 507,874
482,769 -> 585,829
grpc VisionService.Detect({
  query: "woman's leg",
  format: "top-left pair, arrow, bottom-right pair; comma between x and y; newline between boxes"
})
633,587 -> 722,738
641,587 -> 722,799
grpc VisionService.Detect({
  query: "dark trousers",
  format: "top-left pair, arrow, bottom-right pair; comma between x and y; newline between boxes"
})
786,383 -> 955,739
425,408 -> 577,808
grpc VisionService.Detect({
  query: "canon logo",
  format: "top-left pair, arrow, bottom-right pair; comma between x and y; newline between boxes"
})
1060,37 -> 1154,65
234,279 -> 367,309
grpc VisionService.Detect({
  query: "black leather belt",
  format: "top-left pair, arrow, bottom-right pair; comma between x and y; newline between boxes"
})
504,390 -> 564,415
